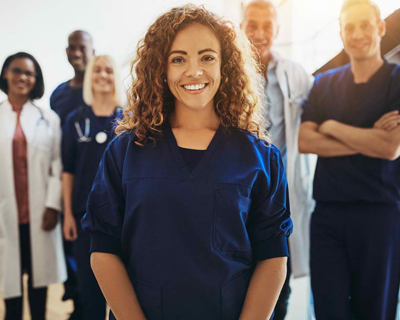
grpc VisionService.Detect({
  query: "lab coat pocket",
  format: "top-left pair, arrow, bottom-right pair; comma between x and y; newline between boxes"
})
213,189 -> 252,264
133,277 -> 163,320
31,133 -> 53,157
221,268 -> 252,320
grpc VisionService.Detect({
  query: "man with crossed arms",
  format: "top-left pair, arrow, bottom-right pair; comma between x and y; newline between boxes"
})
299,1 -> 400,319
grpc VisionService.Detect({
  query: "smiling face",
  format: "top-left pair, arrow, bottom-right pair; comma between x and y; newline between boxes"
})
167,24 -> 221,113
242,4 -> 278,66
340,4 -> 385,62
66,32 -> 94,72
91,57 -> 115,95
3,58 -> 36,98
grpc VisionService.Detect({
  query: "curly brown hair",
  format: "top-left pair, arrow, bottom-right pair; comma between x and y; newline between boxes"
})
116,3 -> 268,145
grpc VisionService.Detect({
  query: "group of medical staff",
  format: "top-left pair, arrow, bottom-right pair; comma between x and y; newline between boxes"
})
0,0 -> 400,319
0,31 -> 123,319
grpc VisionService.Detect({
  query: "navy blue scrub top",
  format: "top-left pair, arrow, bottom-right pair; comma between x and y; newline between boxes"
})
62,105 -> 119,216
50,81 -> 85,126
302,61 -> 400,204
82,126 -> 292,320
178,147 -> 205,172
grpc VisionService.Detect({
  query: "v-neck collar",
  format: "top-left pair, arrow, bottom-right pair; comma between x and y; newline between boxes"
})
348,60 -> 388,86
166,124 -> 223,181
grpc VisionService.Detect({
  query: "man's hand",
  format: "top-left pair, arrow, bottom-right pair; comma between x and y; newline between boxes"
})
318,119 -> 336,136
42,208 -> 58,231
63,212 -> 78,241
374,110 -> 400,132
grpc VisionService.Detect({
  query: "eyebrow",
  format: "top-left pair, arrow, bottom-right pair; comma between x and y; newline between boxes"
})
247,19 -> 272,25
168,48 -> 218,57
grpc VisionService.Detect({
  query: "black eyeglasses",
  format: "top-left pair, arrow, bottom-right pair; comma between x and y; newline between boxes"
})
7,67 -> 37,78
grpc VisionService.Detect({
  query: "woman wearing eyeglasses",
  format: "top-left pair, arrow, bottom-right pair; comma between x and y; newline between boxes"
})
0,52 -> 66,320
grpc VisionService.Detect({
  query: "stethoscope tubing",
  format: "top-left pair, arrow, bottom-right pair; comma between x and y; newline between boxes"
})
0,100 -> 52,132
75,118 -> 92,142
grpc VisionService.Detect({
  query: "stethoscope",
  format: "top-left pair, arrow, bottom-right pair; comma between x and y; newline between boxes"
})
1,100 -> 53,136
34,104 -> 53,134
284,71 -> 293,102
74,106 -> 109,144
1,100 -> 54,156
75,118 -> 93,142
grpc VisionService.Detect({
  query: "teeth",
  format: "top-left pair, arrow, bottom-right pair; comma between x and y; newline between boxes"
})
184,84 -> 206,91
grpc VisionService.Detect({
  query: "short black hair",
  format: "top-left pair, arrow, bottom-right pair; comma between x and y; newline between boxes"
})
0,52 -> 45,100
68,30 -> 93,44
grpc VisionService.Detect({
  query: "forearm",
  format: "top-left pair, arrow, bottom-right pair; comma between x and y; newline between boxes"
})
299,122 -> 357,157
62,172 -> 75,215
322,121 -> 400,160
91,252 -> 146,320
239,257 -> 287,320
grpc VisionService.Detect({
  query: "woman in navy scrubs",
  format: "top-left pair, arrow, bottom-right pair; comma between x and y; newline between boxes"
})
62,55 -> 123,319
82,5 -> 292,320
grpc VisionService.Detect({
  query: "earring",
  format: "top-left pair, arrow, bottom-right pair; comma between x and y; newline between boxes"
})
163,78 -> 167,83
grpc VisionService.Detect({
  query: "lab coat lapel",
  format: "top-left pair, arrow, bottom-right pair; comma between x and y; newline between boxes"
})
19,101 -> 37,147
0,100 -> 17,141
0,100 -> 21,298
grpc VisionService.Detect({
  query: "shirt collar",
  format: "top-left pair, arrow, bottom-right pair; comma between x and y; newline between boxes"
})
267,52 -> 278,72
10,101 -> 24,113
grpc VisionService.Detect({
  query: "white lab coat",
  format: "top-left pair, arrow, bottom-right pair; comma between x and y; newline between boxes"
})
0,100 -> 67,299
273,52 -> 317,278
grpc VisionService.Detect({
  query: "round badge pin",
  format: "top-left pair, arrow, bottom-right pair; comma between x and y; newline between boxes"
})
95,132 -> 108,144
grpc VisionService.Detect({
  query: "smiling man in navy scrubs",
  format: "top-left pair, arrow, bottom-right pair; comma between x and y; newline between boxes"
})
50,30 -> 95,126
50,30 -> 94,320
299,1 -> 400,319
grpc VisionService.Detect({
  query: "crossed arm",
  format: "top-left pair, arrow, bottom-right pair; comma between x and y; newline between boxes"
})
299,110 -> 400,160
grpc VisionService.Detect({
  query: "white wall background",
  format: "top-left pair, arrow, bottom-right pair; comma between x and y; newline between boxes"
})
232,0 -> 400,73
1,0 -> 399,103
0,0 -> 224,105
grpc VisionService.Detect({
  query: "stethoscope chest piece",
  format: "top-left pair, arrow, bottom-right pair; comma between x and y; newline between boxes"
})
95,131 -> 108,144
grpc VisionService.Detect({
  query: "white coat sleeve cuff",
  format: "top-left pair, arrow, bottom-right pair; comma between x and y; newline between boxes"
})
45,177 -> 62,211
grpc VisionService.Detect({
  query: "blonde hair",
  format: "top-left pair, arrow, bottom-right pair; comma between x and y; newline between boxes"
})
340,0 -> 381,21
116,4 -> 268,146
83,55 -> 124,106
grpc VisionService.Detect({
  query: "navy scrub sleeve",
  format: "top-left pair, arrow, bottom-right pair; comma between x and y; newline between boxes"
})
247,146 -> 292,261
62,113 -> 78,175
82,134 -> 128,257
301,73 -> 325,125
83,128 -> 292,320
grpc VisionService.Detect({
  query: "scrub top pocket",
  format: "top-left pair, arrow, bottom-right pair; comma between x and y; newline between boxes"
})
213,189 -> 252,264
